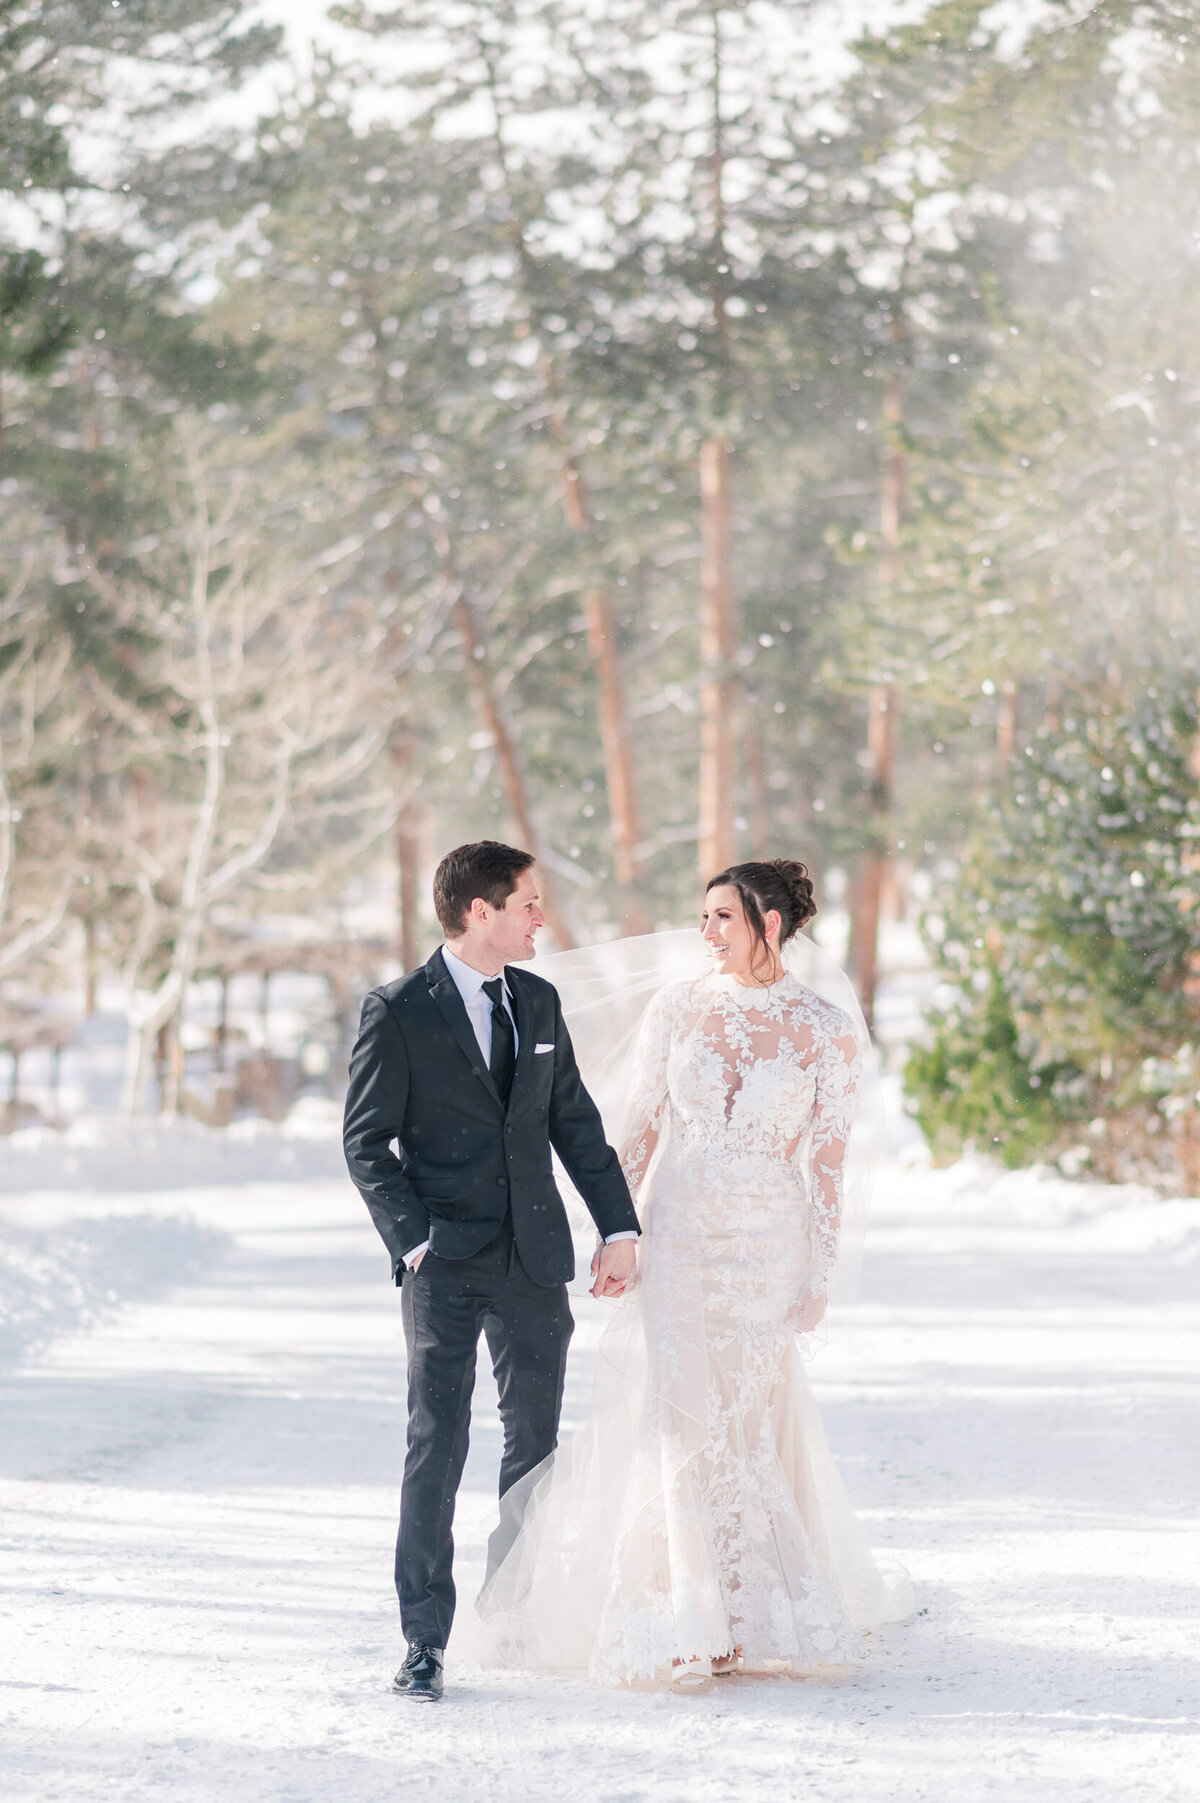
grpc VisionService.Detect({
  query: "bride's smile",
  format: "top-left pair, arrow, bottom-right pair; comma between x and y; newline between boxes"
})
701,882 -> 785,987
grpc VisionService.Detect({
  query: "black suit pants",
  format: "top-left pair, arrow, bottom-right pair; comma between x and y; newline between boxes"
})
396,1217 -> 574,1648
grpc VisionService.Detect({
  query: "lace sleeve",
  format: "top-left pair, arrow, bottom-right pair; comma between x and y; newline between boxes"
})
618,989 -> 673,1200
802,1024 -> 863,1303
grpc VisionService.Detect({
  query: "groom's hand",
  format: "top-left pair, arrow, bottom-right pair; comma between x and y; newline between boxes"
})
590,1239 -> 636,1300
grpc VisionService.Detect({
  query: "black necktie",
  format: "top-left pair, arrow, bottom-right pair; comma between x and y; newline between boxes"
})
482,977 -> 516,1105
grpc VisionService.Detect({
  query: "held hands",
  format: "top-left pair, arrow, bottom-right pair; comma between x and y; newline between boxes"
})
786,1288 -> 827,1333
590,1238 -> 637,1300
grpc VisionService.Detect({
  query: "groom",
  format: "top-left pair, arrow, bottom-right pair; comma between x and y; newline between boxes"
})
343,841 -> 640,1700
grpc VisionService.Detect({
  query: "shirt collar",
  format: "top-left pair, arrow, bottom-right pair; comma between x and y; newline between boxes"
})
442,943 -> 509,1005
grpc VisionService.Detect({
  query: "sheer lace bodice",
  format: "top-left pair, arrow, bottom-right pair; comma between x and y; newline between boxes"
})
621,973 -> 862,1310
469,968 -> 911,1687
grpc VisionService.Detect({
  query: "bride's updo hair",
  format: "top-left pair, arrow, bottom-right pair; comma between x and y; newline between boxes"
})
706,859 -> 816,977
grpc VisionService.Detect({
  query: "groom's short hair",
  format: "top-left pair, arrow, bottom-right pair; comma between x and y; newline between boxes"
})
434,841 -> 536,936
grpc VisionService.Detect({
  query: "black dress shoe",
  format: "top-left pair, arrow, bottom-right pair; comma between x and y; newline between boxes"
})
392,1643 -> 444,1701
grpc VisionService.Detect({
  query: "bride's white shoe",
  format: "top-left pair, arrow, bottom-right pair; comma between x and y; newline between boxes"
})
669,1656 -> 713,1691
670,1646 -> 741,1688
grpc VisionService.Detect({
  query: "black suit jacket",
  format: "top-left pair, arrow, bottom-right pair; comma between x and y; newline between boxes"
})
343,948 -> 640,1288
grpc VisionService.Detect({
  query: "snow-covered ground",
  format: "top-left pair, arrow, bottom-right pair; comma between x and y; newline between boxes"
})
2,1127 -> 1198,1803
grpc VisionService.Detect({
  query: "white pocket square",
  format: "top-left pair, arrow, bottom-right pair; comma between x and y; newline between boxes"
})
534,1042 -> 555,1054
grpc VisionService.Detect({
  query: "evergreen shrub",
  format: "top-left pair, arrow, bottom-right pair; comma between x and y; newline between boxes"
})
905,681 -> 1200,1188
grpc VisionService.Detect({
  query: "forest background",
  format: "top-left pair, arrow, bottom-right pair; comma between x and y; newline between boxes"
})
4,0 -> 1200,1189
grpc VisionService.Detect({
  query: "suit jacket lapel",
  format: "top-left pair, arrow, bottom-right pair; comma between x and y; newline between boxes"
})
426,948 -> 503,1108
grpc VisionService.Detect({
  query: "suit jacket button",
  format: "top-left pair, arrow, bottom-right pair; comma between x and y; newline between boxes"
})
496,1177 -> 506,1187
505,1125 -> 513,1135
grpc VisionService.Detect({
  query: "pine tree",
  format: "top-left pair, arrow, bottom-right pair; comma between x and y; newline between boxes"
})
907,679 -> 1200,1186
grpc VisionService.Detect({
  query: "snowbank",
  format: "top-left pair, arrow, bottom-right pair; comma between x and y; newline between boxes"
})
0,1211 -> 224,1367
0,1096 -> 347,1194
0,1100 -> 348,1369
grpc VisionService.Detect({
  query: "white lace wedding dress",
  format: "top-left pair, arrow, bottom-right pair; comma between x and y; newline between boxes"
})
472,969 -> 911,1686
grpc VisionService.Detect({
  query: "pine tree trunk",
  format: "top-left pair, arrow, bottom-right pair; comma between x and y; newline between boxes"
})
452,592 -> 576,950
698,16 -> 738,885
82,913 -> 97,1017
851,684 -> 896,1029
699,434 -> 737,879
397,811 -> 422,973
391,727 -> 423,972
550,423 -> 648,933
997,682 -> 1018,765
161,1008 -> 185,1116
1183,691 -> 1200,1027
216,975 -> 229,1072
743,704 -> 769,857
851,355 -> 905,1032
582,587 -> 649,932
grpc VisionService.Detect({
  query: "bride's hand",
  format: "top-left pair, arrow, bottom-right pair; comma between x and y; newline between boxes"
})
786,1290 -> 826,1333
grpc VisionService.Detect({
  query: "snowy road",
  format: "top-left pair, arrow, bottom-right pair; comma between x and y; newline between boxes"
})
2,1161 -> 1198,1803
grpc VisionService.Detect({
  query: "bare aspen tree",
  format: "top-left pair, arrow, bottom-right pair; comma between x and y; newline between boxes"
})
0,562 -> 81,987
105,433 -> 392,1112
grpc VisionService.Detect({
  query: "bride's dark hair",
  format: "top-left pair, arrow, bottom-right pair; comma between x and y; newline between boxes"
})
706,859 -> 816,979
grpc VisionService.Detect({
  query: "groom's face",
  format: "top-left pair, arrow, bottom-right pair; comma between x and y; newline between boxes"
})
485,869 -> 544,965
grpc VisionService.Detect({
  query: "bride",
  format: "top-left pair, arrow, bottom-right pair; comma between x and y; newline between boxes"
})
471,858 -> 912,1688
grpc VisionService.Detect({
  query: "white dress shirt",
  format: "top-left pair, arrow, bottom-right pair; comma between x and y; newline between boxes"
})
401,945 -> 636,1267
441,943 -> 518,1065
